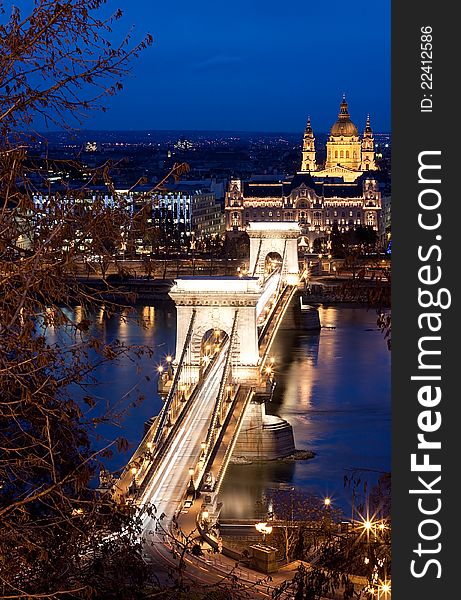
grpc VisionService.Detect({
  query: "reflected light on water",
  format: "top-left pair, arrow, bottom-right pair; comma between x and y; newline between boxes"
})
317,305 -> 338,328
142,306 -> 155,326
221,306 -> 390,517
74,305 -> 83,323
97,305 -> 105,324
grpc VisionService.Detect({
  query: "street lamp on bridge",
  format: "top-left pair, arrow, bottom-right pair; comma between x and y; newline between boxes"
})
188,466 -> 196,499
165,355 -> 174,378
255,522 -> 273,544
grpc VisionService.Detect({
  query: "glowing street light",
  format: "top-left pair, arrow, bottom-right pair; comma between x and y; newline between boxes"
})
324,497 -> 331,507
165,355 -> 174,378
187,466 -> 196,499
255,521 -> 273,543
377,580 -> 391,598
380,581 -> 391,594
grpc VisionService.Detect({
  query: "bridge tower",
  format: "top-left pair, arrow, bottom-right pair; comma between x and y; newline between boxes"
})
247,222 -> 301,282
169,277 -> 261,382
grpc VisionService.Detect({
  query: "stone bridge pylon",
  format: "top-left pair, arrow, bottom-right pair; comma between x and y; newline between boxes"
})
247,222 -> 301,283
169,277 -> 261,382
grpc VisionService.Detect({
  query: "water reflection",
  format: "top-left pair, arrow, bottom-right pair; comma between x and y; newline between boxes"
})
218,462 -> 296,519
46,302 -> 176,467
46,302 -> 390,515
220,306 -> 390,517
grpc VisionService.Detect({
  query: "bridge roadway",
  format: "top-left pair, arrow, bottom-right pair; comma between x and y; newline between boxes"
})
136,343 -> 229,583
114,274 -> 300,592
139,344 -> 227,514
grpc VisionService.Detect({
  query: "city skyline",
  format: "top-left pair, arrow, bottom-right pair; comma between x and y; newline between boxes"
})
79,0 -> 390,133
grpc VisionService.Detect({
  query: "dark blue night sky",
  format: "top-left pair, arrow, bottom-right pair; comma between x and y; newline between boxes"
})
90,0 -> 391,132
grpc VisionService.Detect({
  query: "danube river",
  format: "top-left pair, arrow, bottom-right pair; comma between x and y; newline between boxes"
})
59,301 -> 390,519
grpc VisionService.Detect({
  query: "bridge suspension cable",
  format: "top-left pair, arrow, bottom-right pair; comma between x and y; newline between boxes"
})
251,239 -> 263,278
152,309 -> 196,446
275,239 -> 288,296
203,309 -> 239,458
213,387 -> 254,495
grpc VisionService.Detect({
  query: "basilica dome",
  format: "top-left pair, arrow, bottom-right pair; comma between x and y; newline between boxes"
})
330,95 -> 358,137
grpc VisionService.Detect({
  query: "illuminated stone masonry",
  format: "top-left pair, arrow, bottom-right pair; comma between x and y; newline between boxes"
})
247,222 -> 301,282
169,276 -> 261,381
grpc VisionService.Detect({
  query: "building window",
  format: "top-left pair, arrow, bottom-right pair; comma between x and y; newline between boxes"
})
346,151 -> 350,158
335,151 -> 338,159
340,150 -> 344,159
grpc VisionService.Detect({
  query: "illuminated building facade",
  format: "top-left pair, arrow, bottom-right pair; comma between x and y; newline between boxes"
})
225,96 -> 382,247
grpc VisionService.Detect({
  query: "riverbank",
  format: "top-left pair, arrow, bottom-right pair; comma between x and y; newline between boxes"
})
73,273 -> 390,306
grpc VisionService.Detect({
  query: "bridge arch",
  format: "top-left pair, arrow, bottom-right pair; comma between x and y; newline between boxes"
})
247,222 -> 301,282
192,324 -> 239,371
264,251 -> 283,276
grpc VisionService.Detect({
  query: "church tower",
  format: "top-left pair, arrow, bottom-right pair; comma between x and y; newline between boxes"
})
300,116 -> 317,172
360,115 -> 377,171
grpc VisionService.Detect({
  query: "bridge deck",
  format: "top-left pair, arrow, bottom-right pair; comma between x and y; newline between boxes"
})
258,285 -> 296,359
200,385 -> 254,494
